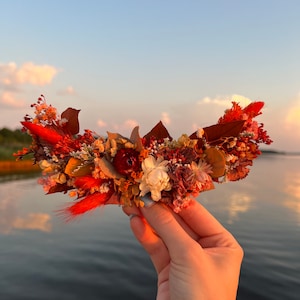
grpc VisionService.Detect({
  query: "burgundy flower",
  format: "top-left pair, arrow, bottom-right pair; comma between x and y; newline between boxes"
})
113,148 -> 140,176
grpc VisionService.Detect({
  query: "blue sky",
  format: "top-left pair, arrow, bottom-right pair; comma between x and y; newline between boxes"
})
1,0 -> 300,152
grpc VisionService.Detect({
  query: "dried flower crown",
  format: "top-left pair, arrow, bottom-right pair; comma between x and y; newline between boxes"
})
15,95 -> 272,219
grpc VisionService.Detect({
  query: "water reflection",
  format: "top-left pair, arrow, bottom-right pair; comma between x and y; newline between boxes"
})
0,177 -> 52,234
227,192 -> 253,224
284,170 -> 300,225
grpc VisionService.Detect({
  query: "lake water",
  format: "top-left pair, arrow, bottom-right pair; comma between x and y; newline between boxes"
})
0,154 -> 299,300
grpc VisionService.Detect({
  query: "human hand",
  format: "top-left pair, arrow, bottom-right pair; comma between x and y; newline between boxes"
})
123,197 -> 243,300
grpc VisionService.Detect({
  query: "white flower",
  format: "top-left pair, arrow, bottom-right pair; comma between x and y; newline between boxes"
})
139,156 -> 171,201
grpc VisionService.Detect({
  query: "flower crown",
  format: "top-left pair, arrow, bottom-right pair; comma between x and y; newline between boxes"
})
15,95 -> 272,219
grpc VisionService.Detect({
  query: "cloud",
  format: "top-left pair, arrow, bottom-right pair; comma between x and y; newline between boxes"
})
0,61 -> 59,86
96,118 -> 139,134
97,119 -> 107,128
198,94 -> 252,107
123,119 -> 139,129
285,97 -> 300,130
0,91 -> 26,108
161,112 -> 171,125
57,85 -> 76,96
0,61 -> 59,110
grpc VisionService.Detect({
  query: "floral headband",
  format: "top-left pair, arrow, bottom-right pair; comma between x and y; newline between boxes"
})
15,96 -> 272,220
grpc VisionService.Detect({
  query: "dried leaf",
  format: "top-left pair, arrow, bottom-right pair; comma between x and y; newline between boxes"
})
130,126 -> 143,151
61,108 -> 80,135
107,131 -> 125,140
190,120 -> 245,145
143,121 -> 172,145
47,183 -> 73,194
204,148 -> 226,178
65,157 -> 94,177
97,157 -> 124,179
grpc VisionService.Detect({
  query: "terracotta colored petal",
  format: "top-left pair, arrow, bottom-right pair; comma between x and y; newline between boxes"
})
21,121 -> 63,144
61,107 -> 80,135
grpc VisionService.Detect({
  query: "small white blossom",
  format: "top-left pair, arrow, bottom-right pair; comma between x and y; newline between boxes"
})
139,156 -> 171,201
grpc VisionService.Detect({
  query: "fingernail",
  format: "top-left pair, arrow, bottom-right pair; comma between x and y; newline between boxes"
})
129,214 -> 138,220
141,194 -> 156,208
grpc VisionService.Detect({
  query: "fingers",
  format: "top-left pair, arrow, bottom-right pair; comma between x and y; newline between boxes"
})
139,201 -> 201,260
123,205 -> 170,274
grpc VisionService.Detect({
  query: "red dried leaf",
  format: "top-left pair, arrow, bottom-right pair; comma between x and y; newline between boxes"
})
143,121 -> 172,145
61,107 -> 80,135
190,120 -> 245,145
204,120 -> 245,143
21,121 -> 63,144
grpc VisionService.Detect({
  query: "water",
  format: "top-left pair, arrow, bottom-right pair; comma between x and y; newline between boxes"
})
0,154 -> 299,300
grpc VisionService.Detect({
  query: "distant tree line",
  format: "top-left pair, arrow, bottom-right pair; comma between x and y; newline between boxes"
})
0,127 -> 31,146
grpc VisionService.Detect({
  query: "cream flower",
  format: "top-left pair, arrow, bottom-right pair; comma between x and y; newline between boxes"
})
139,156 -> 171,201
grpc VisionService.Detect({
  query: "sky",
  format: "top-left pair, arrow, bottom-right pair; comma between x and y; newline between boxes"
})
0,0 -> 300,152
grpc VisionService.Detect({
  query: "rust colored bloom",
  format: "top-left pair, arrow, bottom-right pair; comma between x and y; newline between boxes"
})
113,148 -> 140,176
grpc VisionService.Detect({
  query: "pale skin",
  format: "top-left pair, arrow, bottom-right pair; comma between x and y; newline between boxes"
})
123,199 -> 244,300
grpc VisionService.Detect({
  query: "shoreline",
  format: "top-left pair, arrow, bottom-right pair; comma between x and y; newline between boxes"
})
0,160 -> 41,175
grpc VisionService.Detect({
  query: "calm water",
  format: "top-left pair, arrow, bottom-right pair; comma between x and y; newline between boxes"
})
0,154 -> 299,300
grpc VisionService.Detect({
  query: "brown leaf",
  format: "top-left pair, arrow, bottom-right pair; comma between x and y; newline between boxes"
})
143,121 -> 172,146
47,183 -> 73,194
204,148 -> 226,178
190,120 -> 245,146
61,108 -> 80,135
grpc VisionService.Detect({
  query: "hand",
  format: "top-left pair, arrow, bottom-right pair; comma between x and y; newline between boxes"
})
123,198 -> 243,300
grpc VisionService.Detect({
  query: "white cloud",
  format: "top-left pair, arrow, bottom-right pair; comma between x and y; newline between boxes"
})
0,61 -> 59,110
161,112 -> 171,125
57,85 -> 76,96
0,91 -> 26,108
97,119 -> 107,128
123,119 -> 139,129
96,118 -> 139,135
0,61 -> 59,86
198,94 -> 252,107
285,97 -> 300,130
